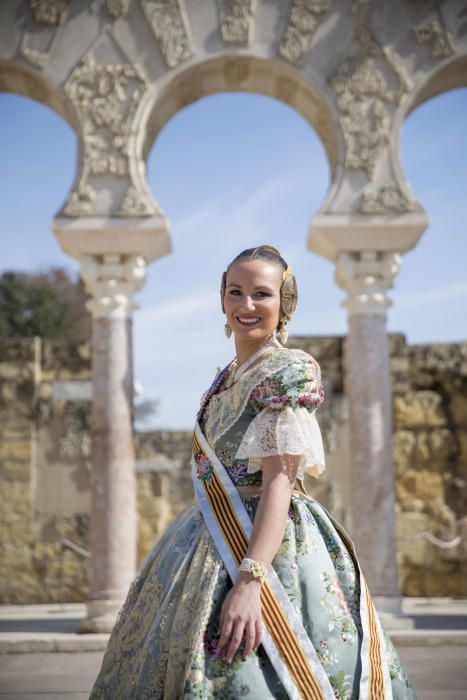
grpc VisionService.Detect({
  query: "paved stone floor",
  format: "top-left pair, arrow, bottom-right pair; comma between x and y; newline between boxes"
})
1,599 -> 466,698
0,646 -> 466,699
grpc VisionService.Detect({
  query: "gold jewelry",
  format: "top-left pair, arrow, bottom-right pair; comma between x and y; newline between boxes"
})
279,316 -> 288,344
224,322 -> 232,338
282,265 -> 293,282
239,557 -> 267,585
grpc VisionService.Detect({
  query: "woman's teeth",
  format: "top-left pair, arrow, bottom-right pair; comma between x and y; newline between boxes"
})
237,317 -> 260,326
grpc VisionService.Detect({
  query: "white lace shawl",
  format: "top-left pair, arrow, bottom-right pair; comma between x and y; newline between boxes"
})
234,404 -> 325,481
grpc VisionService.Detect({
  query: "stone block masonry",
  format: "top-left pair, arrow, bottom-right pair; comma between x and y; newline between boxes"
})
0,335 -> 466,603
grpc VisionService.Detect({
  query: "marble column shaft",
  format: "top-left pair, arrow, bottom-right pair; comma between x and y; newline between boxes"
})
90,314 -> 136,602
345,313 -> 399,596
336,250 -> 401,598
79,254 -> 145,632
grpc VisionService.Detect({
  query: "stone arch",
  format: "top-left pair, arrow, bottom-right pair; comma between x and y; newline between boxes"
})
0,58 -> 75,127
405,54 -> 467,117
0,59 -> 79,251
1,0 -> 466,630
390,53 -> 467,213
141,54 -> 340,182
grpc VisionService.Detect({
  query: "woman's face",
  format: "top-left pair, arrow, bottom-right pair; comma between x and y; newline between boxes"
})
223,259 -> 283,341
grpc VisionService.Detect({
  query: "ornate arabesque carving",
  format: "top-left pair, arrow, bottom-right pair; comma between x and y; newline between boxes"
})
117,185 -> 156,217
278,0 -> 329,66
414,19 -> 454,57
140,0 -> 192,67
63,52 -> 155,217
328,0 -> 411,178
20,45 -> 49,68
335,250 -> 401,315
30,0 -> 69,26
360,183 -> 418,214
107,0 -> 131,19
219,0 -> 255,45
22,0 -> 69,68
64,182 -> 96,217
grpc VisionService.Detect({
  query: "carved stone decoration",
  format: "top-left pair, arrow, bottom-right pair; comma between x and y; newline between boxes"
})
63,52 -> 152,217
117,185 -> 157,217
63,182 -> 96,217
328,0 -> 410,178
107,0 -> 131,19
414,19 -> 454,57
278,0 -> 329,66
80,254 -> 147,319
140,0 -> 193,68
30,0 -> 69,26
335,250 -> 401,316
219,0 -> 255,46
20,45 -> 49,68
59,404 -> 91,459
360,183 -> 418,214
22,0 -> 69,68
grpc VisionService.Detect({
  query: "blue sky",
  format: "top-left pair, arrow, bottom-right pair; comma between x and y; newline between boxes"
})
0,88 -> 466,429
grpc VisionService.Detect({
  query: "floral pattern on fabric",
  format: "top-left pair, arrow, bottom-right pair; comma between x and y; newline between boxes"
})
235,356 -> 326,480
89,348 -> 418,700
194,450 -> 214,482
249,357 -> 324,412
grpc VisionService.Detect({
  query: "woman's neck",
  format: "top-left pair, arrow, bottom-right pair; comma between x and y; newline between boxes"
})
234,334 -> 278,367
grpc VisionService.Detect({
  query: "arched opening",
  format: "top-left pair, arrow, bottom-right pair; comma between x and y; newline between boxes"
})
142,55 -> 339,175
0,61 -> 77,273
140,90 -> 337,430
392,81 -> 467,344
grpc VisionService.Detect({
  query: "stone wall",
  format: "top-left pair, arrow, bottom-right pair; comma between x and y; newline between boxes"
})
391,340 -> 467,596
1,335 -> 466,603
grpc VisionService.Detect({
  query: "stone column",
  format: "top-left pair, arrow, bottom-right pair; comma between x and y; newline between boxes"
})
335,250 -> 402,606
79,254 -> 146,633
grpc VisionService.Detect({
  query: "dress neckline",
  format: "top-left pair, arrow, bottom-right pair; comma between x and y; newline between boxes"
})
231,337 -> 282,383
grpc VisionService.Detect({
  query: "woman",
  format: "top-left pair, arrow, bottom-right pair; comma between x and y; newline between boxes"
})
90,245 -> 416,699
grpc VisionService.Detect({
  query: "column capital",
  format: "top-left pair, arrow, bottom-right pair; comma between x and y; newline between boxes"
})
52,216 -> 171,264
308,212 -> 428,263
335,250 -> 401,316
80,254 -> 146,319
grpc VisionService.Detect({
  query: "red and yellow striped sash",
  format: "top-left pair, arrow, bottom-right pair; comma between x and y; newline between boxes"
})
193,432 -> 326,700
322,508 -> 388,699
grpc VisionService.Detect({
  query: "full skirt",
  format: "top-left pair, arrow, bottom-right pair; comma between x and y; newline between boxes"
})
89,494 -> 417,699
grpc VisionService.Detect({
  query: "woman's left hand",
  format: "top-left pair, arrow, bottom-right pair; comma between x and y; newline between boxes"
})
218,572 -> 262,662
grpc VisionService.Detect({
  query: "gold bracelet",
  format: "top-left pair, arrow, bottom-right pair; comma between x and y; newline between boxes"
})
238,557 -> 267,585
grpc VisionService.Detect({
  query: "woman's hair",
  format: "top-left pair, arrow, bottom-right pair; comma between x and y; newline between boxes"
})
220,245 -> 298,331
228,245 -> 289,273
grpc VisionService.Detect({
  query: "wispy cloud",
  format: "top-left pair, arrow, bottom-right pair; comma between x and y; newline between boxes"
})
138,289 -> 219,324
396,283 -> 467,309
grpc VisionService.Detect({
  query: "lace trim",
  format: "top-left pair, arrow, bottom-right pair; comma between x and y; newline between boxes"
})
203,348 -> 315,447
235,405 -> 325,481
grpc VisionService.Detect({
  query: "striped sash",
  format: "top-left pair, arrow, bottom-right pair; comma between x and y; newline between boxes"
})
191,422 -> 394,699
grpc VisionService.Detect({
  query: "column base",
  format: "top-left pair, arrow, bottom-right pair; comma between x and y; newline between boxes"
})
79,599 -> 124,634
373,595 -> 415,631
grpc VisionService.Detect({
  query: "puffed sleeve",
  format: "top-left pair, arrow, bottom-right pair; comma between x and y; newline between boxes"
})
235,355 -> 326,480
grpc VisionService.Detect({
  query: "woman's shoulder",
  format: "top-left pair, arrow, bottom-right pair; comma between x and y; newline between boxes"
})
249,347 -> 324,412
259,346 -> 321,376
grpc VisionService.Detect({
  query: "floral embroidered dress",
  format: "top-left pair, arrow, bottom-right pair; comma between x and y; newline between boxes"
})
90,347 -> 416,700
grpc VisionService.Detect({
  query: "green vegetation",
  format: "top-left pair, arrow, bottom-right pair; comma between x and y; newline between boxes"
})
0,267 -> 91,342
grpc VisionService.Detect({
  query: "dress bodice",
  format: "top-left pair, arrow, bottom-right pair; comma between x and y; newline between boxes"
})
198,347 -> 326,486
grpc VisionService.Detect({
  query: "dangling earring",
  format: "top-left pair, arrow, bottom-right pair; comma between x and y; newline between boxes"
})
224,322 -> 232,338
279,319 -> 288,345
